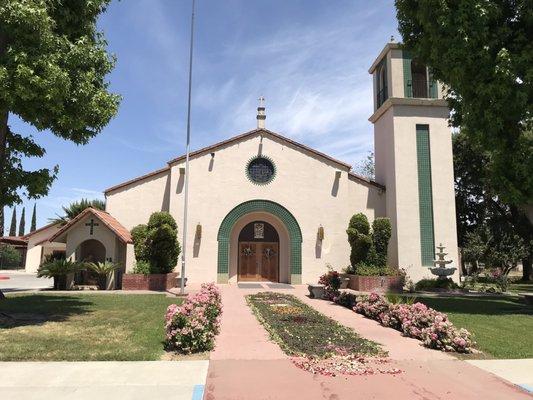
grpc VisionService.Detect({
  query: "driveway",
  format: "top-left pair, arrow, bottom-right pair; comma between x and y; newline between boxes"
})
0,361 -> 208,400
0,271 -> 52,292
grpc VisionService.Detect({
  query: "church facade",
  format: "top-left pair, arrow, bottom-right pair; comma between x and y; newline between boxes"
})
41,42 -> 459,285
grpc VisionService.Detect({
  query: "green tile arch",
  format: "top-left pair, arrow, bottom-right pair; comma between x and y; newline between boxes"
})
416,124 -> 435,266
217,199 -> 302,283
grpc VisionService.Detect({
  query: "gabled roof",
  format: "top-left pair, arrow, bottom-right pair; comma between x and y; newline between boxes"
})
105,128 -> 385,194
22,222 -> 61,240
48,207 -> 132,244
167,128 -> 352,168
0,236 -> 28,246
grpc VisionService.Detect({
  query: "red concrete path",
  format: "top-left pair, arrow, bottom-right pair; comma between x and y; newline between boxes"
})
204,285 -> 532,400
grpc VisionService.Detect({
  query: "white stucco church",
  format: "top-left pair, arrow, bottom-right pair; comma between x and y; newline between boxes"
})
26,42 -> 459,286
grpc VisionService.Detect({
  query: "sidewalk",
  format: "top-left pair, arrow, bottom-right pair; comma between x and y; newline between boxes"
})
204,284 -> 532,400
0,361 -> 208,400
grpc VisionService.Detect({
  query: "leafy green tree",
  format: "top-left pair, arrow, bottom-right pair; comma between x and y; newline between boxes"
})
8,206 -> 15,236
354,151 -> 375,180
395,0 -> 532,206
51,198 -> 105,225
0,1 -> 120,210
30,203 -> 36,232
17,206 -> 24,236
453,132 -> 532,279
0,242 -> 21,268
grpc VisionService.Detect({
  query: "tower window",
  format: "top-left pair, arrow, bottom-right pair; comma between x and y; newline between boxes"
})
411,60 -> 429,98
376,61 -> 388,107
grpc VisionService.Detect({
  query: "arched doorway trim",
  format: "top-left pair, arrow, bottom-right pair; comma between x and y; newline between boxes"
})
217,200 -> 302,284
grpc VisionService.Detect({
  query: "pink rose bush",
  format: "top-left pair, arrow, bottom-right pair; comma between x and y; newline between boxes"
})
165,283 -> 222,353
355,293 -> 474,353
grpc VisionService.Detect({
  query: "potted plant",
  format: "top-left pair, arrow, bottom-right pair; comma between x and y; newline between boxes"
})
87,261 -> 120,290
37,259 -> 85,290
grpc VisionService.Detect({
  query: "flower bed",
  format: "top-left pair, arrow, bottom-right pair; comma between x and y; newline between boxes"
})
246,292 -> 402,376
354,293 -> 474,353
164,283 -> 222,354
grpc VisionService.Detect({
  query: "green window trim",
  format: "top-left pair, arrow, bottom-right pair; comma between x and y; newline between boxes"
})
217,199 -> 302,284
416,125 -> 435,266
403,50 -> 412,98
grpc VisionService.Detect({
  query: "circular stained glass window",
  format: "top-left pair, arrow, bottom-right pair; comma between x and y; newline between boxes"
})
246,156 -> 276,184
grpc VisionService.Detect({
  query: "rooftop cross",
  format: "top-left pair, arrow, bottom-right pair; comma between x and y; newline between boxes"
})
258,96 -> 265,108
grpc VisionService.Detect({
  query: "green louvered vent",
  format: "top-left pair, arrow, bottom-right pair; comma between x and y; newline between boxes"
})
416,125 -> 435,266
428,70 -> 438,98
403,50 -> 412,98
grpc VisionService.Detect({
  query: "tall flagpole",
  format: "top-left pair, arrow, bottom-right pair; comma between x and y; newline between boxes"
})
181,0 -> 196,295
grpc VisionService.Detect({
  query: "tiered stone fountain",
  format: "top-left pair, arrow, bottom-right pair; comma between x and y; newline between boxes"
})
430,243 -> 456,280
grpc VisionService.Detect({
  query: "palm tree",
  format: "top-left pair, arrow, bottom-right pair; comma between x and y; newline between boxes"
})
50,198 -> 105,225
37,259 -> 86,290
87,261 -> 120,290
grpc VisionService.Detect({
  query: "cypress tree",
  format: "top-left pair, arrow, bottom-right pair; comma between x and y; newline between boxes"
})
18,207 -> 25,236
0,207 -> 3,236
9,208 -> 16,236
30,204 -> 37,232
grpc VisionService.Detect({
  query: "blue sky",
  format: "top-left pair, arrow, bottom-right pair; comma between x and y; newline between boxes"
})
6,0 -> 399,232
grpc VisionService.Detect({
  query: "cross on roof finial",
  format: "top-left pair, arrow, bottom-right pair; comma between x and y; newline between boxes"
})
258,96 -> 265,108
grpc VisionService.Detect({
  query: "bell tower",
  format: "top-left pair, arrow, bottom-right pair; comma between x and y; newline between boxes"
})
369,40 -> 459,282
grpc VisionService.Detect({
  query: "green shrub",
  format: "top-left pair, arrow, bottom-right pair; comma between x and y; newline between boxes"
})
372,218 -> 391,266
355,263 -> 397,276
131,212 -> 181,274
415,278 -> 459,291
131,224 -> 149,262
133,260 -> 151,275
148,211 -> 178,231
334,291 -> 358,309
0,243 -> 22,269
346,213 -> 391,272
349,213 -> 370,235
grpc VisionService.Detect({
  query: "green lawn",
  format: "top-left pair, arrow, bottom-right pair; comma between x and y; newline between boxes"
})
0,293 -> 182,361
417,295 -> 533,359
509,281 -> 533,294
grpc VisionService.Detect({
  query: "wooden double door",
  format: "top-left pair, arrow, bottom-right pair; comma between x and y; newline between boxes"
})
238,242 -> 279,282
238,221 -> 279,282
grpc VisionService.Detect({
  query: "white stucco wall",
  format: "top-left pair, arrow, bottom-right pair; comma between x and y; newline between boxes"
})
63,215 -> 120,264
374,103 -> 459,283
105,170 -> 171,230
24,224 -> 65,273
163,133 -> 385,284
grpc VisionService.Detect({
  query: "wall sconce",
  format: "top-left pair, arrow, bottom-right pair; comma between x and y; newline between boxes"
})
210,152 -> 215,158
179,167 -> 186,174
335,170 -> 342,178
317,225 -> 324,241
195,223 -> 202,239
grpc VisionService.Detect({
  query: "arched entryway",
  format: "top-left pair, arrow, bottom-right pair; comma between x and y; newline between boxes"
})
238,221 -> 279,282
217,200 -> 302,284
78,239 -> 106,263
74,239 -> 107,285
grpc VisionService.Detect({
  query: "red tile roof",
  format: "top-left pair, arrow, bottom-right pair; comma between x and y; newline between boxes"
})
22,222 -> 60,240
0,236 -> 28,246
48,207 -> 132,244
104,128 -> 385,194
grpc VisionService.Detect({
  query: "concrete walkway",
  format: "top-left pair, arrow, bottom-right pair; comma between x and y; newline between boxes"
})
0,361 -> 208,400
204,284 -> 532,399
467,359 -> 533,393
